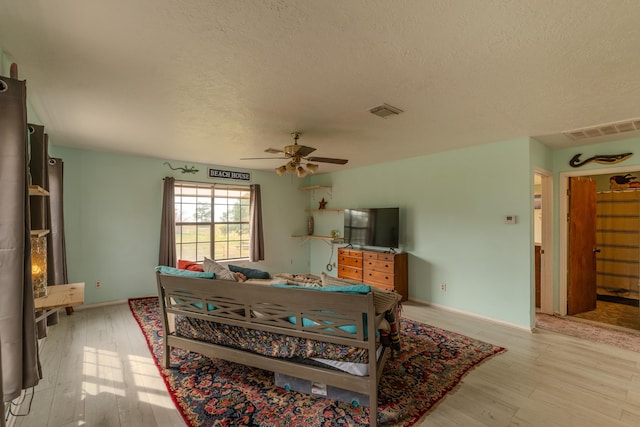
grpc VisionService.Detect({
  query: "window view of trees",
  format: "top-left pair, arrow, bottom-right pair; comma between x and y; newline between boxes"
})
174,183 -> 250,261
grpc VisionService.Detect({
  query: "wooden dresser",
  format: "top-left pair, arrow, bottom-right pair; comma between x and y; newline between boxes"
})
338,248 -> 408,301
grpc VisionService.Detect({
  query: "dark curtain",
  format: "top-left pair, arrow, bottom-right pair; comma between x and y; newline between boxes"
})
159,177 -> 176,266
47,158 -> 68,287
47,157 -> 67,316
249,184 -> 264,261
0,74 -> 41,402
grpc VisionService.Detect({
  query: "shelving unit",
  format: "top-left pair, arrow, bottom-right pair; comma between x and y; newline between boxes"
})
29,186 -> 50,237
296,184 -> 342,246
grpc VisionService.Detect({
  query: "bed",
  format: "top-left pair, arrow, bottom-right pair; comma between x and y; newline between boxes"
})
155,270 -> 401,427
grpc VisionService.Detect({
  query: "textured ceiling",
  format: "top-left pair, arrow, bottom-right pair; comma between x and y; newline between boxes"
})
1,0 -> 640,173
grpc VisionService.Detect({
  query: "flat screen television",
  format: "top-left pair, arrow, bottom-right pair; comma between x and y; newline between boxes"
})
343,207 -> 400,249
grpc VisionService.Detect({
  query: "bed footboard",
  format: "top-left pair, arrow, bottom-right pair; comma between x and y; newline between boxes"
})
156,271 -> 391,426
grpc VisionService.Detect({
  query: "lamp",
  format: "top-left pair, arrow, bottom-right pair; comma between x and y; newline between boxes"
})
275,158 -> 320,177
285,160 -> 297,173
31,234 -> 48,298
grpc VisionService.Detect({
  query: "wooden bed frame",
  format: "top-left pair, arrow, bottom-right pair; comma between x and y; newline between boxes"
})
156,271 -> 393,426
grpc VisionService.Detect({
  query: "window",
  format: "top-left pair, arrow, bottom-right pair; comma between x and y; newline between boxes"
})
174,182 -> 251,262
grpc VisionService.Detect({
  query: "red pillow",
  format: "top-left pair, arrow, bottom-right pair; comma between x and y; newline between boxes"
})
177,259 -> 204,272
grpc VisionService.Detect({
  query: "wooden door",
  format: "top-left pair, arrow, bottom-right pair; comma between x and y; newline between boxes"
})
567,177 -> 597,315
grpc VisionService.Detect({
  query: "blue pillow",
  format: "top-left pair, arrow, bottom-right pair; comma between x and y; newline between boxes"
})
228,265 -> 270,279
155,266 -> 215,279
173,300 -> 217,311
273,284 -> 372,336
287,314 -> 361,335
271,283 -> 371,294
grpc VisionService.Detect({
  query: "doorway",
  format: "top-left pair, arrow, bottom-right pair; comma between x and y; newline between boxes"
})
560,167 -> 640,331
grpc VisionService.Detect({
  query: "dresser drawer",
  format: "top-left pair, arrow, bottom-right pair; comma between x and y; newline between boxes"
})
363,270 -> 394,287
339,255 -> 362,268
363,252 -> 378,261
370,282 -> 395,292
338,265 -> 363,281
377,253 -> 396,262
364,259 -> 394,274
363,252 -> 395,262
338,248 -> 363,258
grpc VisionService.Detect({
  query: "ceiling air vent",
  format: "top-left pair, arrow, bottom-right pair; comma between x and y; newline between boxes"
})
563,118 -> 640,141
369,103 -> 403,118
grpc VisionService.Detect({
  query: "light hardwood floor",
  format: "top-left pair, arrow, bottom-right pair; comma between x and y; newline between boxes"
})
6,301 -> 640,427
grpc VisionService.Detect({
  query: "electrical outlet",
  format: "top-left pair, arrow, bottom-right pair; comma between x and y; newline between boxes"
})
96,280 -> 101,288
440,282 -> 446,292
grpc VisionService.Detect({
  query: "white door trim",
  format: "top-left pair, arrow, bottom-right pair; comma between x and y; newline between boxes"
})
534,168 -> 554,315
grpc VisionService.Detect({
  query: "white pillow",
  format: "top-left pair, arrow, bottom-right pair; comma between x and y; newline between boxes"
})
203,257 -> 237,281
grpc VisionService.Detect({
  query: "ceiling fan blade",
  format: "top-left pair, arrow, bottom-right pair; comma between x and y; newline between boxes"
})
240,156 -> 287,160
307,156 -> 349,165
265,148 -> 283,154
295,145 -> 317,157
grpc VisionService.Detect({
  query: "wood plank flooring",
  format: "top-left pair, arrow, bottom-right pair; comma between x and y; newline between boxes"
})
6,301 -> 640,426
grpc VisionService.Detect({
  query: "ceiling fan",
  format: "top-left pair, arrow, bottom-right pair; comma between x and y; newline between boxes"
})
242,132 -> 348,177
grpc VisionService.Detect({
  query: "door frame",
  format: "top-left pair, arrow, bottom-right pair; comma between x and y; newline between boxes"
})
534,168 -> 554,315
559,164 -> 640,316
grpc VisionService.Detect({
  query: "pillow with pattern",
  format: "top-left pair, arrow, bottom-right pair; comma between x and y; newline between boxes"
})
203,257 -> 237,281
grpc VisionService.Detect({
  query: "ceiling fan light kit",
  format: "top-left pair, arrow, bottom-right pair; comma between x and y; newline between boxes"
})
306,163 -> 318,174
243,132 -> 348,178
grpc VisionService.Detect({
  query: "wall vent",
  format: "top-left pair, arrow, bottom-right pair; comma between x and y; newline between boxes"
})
369,103 -> 403,118
563,118 -> 640,141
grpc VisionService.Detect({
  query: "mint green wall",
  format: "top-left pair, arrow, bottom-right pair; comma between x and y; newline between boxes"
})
308,138 -> 534,327
49,138 -> 538,327
49,146 -> 312,305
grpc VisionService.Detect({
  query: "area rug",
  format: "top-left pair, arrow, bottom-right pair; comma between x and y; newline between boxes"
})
129,297 -> 505,426
536,313 -> 640,353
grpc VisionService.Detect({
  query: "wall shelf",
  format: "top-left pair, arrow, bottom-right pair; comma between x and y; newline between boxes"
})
304,208 -> 344,212
28,185 -> 50,196
298,185 -> 331,192
30,229 -> 50,237
292,234 -> 344,247
292,234 -> 342,241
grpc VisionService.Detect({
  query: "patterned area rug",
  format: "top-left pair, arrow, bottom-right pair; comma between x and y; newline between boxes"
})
129,297 -> 505,426
536,313 -> 640,353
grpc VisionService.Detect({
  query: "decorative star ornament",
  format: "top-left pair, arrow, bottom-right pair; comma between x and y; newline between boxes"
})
318,198 -> 328,209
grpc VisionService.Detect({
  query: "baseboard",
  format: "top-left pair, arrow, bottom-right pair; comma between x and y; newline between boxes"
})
407,297 -> 533,332
73,298 -> 129,311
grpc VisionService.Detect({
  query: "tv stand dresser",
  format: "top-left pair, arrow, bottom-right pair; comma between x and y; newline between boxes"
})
337,248 -> 408,301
